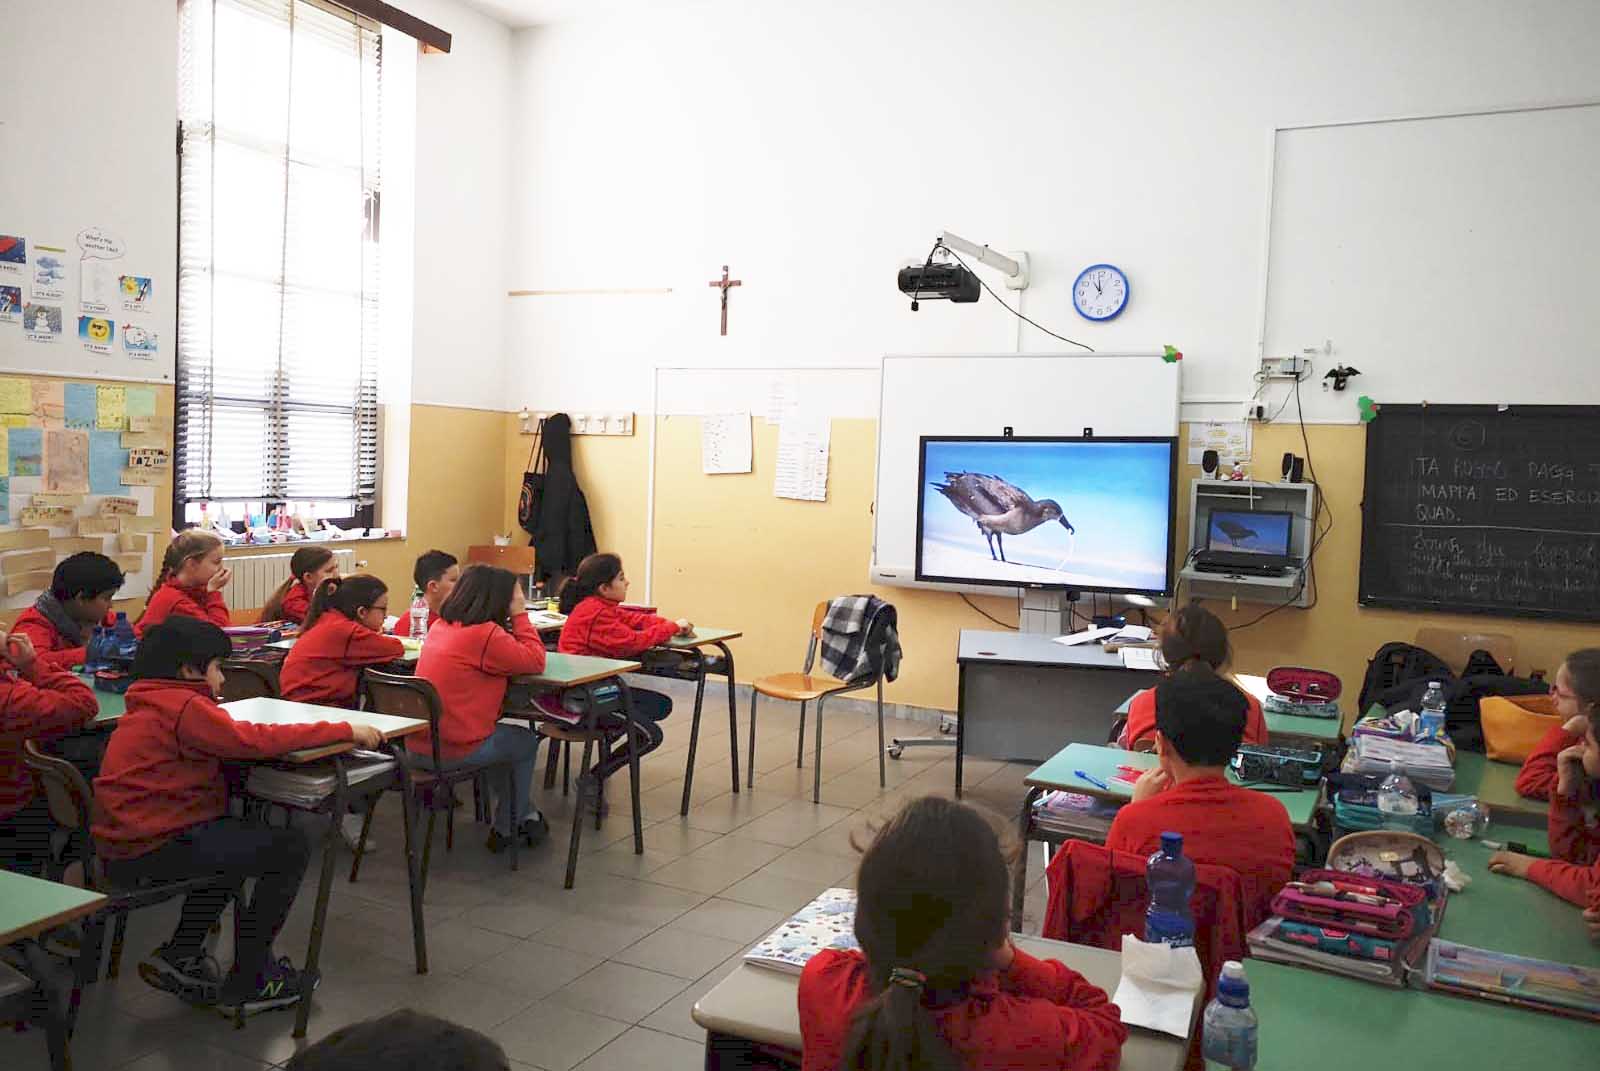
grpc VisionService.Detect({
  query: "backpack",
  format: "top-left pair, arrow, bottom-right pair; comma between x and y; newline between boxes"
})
1356,642 -> 1455,718
517,423 -> 545,537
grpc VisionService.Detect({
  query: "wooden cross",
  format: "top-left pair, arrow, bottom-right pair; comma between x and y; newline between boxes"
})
707,264 -> 742,336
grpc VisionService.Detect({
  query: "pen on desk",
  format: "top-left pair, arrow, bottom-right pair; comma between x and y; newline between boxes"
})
1074,770 -> 1111,790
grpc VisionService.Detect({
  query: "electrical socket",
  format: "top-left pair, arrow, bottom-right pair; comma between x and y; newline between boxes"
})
1261,355 -> 1308,379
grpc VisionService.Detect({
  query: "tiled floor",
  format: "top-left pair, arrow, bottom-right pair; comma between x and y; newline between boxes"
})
1,679 -> 1048,1071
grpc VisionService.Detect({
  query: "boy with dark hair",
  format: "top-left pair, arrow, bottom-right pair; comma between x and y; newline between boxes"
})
93,617 -> 381,1016
283,1009 -> 510,1071
403,549 -> 460,637
1105,669 -> 1295,927
11,552 -> 125,671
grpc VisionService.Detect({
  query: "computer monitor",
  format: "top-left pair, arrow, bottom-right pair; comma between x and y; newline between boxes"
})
915,435 -> 1178,595
1204,509 -> 1293,557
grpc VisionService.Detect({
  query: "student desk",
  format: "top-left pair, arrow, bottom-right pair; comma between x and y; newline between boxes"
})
692,933 -> 1195,1071
1449,750 -> 1546,828
1431,828 -> 1600,967
1112,679 -> 1343,749
508,654 -> 645,888
73,675 -> 126,725
645,627 -> 742,814
1014,743 -> 1323,923
1226,958 -> 1594,1071
221,697 -> 428,1037
956,630 -> 1161,796
0,871 -> 105,946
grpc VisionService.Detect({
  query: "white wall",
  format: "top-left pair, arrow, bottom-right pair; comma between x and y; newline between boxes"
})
503,0 -> 1600,418
406,0 -> 515,409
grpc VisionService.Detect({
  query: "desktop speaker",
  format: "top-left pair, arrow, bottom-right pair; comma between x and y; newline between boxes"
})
1281,452 -> 1303,483
1202,449 -> 1220,477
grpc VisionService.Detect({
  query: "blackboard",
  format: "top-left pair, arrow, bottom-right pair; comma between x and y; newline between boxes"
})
1359,405 -> 1600,621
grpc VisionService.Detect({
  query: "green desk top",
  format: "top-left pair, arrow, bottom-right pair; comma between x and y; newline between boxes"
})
74,673 -> 125,725
1451,750 -> 1545,826
1225,959 -> 1593,1071
1025,742 -> 1320,829
662,627 -> 741,648
1433,830 -> 1600,967
1112,687 -> 1342,744
513,652 -> 642,688
0,871 -> 106,945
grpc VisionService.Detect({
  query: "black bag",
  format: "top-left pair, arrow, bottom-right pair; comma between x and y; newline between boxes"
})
1443,661 -> 1551,753
517,423 -> 545,537
1356,642 -> 1455,718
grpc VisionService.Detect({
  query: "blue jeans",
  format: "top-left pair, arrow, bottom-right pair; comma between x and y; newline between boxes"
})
422,724 -> 540,835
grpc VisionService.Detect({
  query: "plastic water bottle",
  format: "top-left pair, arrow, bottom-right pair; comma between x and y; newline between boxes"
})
1201,961 -> 1258,1069
84,626 -> 107,673
409,590 -> 429,639
111,612 -> 137,659
1145,831 -> 1196,948
1377,759 -> 1420,830
1417,681 -> 1447,741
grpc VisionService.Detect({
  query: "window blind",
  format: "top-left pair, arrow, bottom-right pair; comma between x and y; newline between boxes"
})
176,0 -> 381,519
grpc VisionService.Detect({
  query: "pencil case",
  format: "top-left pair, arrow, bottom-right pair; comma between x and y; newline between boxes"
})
1272,871 -> 1421,940
1271,919 -> 1399,962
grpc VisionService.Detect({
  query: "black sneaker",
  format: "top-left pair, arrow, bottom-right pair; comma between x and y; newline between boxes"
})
138,944 -> 222,1005
518,812 -> 550,847
215,957 -> 317,1018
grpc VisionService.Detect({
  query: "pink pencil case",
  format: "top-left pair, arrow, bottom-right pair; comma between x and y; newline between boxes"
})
1272,869 -> 1425,940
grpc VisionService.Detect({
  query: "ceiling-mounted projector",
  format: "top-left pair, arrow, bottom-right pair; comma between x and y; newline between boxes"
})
897,262 -> 980,303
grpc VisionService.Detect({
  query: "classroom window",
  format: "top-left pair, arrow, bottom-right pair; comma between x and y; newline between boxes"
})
175,0 -> 382,531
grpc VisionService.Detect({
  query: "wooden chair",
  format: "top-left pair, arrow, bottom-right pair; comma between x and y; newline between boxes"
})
1413,627 -> 1517,676
22,741 -> 233,988
218,659 -> 280,703
747,600 -> 887,804
363,671 -> 520,887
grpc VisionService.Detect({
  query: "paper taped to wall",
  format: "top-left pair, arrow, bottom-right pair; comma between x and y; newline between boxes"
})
701,412 -> 753,475
774,412 -> 831,502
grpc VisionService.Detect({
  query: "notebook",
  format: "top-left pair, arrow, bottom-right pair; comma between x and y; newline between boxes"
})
744,888 -> 860,974
1424,939 -> 1600,1022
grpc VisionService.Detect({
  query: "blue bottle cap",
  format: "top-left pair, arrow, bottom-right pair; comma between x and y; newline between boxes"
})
1160,831 -> 1183,856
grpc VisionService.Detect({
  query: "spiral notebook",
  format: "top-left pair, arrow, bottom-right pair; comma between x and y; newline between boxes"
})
744,888 -> 860,974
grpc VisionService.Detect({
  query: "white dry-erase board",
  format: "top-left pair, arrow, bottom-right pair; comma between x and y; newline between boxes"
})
0,4 -> 177,383
1262,102 -> 1600,422
872,353 -> 1181,589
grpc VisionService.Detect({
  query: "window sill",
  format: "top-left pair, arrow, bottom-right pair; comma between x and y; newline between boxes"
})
222,533 -> 410,555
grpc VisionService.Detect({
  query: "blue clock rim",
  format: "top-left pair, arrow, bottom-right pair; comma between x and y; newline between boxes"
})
1072,263 -> 1129,322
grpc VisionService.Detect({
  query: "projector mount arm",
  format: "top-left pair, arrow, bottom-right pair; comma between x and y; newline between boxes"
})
937,231 -> 1030,291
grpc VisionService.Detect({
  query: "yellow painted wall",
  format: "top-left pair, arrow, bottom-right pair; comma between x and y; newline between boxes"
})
518,414 -> 1598,714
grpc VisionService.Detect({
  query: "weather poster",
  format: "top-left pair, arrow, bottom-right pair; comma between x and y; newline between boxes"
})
30,244 -> 68,301
121,323 -> 158,360
918,438 -> 1174,593
0,286 -> 20,324
120,275 -> 153,312
23,302 -> 62,343
0,235 -> 23,277
78,315 -> 115,355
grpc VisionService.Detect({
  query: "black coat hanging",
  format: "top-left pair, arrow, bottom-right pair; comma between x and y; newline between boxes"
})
522,413 -> 596,583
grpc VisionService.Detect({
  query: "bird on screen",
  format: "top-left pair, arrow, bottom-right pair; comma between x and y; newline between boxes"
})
1212,517 -> 1260,547
932,472 -> 1075,563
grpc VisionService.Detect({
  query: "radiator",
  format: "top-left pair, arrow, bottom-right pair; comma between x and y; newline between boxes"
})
225,549 -> 356,611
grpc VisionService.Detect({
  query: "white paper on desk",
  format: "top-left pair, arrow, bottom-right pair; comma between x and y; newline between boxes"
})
1121,646 -> 1161,671
1112,934 -> 1203,1038
1055,626 -> 1117,646
701,411 -> 753,474
774,411 -> 830,502
1111,624 -> 1154,643
1233,673 -> 1271,702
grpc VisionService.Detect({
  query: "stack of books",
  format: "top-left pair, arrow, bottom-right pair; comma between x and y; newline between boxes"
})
246,754 -> 396,807
1030,790 -> 1120,841
1346,736 -> 1455,790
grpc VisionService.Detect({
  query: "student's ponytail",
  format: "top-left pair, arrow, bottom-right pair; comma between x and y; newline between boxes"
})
843,968 -> 961,1071
262,546 -> 335,622
304,574 -> 388,632
140,530 -> 224,622
1159,600 -> 1231,674
557,552 -> 623,615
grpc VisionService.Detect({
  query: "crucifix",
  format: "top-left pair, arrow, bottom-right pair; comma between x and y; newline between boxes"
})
707,264 -> 742,336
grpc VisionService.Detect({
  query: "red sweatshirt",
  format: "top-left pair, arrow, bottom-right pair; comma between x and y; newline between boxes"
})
1527,779 -> 1600,907
1105,774 -> 1296,931
1516,724 -> 1585,801
0,664 -> 98,819
135,579 -> 231,637
411,616 -> 545,762
280,615 -> 406,708
558,595 -> 679,659
1119,684 -> 1267,751
798,947 -> 1126,1071
278,580 -> 313,625
92,679 -> 353,860
10,606 -> 117,672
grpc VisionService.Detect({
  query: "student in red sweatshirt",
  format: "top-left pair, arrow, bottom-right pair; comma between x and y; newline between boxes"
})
1515,649 -> 1598,801
260,546 -> 340,626
1490,709 -> 1600,913
1117,603 -> 1266,751
799,795 -> 1126,1071
1107,669 -> 1296,929
0,631 -> 98,876
135,530 -> 233,637
557,553 -> 690,778
93,617 -> 379,1016
11,552 -> 125,671
280,575 -> 405,708
412,564 -> 547,851
401,550 -> 460,638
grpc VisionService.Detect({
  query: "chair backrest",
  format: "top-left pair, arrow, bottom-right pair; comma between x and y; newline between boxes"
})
22,740 -> 100,887
1413,627 -> 1516,676
800,600 -> 829,672
219,660 -> 280,704
365,670 -> 445,767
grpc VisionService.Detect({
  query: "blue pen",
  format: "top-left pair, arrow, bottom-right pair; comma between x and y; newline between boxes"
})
1074,769 -> 1111,790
